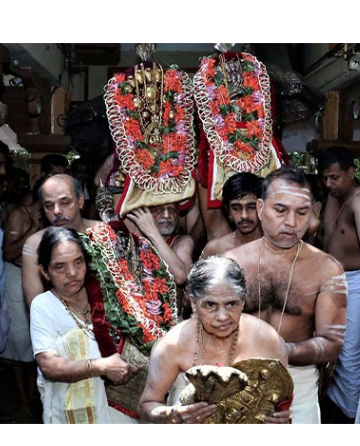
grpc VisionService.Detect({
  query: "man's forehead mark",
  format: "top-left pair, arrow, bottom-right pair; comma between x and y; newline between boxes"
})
268,185 -> 312,201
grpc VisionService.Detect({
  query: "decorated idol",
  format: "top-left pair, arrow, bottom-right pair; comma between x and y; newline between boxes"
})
103,43 -> 197,217
194,43 -> 285,208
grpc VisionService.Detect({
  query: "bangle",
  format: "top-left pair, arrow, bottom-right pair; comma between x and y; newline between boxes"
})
87,359 -> 94,378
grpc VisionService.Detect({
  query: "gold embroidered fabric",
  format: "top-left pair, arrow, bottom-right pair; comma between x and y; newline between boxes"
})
65,329 -> 97,424
105,337 -> 149,415
117,176 -> 196,217
179,358 -> 293,424
210,147 -> 280,202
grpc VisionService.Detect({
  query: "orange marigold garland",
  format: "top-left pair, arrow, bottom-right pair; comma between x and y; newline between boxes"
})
104,65 -> 196,194
193,52 -> 273,173
81,223 -> 178,352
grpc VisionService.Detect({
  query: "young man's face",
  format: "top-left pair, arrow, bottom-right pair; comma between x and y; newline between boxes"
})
228,194 -> 260,235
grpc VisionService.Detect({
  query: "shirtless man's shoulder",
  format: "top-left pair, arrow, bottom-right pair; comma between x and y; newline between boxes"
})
223,238 -> 259,264
202,232 -> 235,258
303,242 -> 344,276
25,227 -> 47,248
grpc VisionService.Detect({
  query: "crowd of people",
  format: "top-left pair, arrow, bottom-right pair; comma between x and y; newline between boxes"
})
0,142 -> 359,424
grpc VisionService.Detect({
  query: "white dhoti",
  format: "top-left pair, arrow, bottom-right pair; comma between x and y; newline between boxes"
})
288,364 -> 320,424
0,262 -> 33,362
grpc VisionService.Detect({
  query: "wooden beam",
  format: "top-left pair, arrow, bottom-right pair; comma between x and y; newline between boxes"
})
307,138 -> 360,158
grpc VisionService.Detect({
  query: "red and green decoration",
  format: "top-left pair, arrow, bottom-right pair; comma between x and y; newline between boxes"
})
194,52 -> 274,174
80,222 -> 178,354
104,65 -> 196,195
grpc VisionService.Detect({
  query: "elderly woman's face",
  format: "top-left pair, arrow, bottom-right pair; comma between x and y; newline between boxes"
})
46,240 -> 86,299
191,282 -> 244,338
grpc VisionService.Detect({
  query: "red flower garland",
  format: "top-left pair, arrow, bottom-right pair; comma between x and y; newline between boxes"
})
104,65 -> 196,194
194,52 -> 273,173
81,223 -> 178,352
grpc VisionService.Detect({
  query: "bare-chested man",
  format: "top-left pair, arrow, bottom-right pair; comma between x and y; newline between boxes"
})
224,166 -> 347,424
201,172 -> 263,258
317,146 -> 360,423
22,174 -> 100,308
126,203 -> 194,316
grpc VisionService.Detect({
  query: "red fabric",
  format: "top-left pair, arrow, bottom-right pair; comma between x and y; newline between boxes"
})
108,401 -> 140,419
275,393 -> 294,423
165,234 -> 178,247
197,119 -> 210,188
86,270 -> 125,357
272,132 -> 290,165
115,175 -> 131,216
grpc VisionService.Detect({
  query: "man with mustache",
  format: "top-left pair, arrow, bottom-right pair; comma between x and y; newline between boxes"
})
317,146 -> 360,423
224,166 -> 347,424
126,203 -> 194,317
201,172 -> 263,258
22,174 -> 99,308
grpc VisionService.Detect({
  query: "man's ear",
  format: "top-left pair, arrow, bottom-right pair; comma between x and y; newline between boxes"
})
78,193 -> 85,210
348,166 -> 356,180
256,199 -> 264,220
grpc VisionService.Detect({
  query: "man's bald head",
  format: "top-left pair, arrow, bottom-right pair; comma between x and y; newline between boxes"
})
38,174 -> 83,202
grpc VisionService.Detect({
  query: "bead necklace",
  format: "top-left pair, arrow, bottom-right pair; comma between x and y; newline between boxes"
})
257,236 -> 303,334
193,317 -> 239,367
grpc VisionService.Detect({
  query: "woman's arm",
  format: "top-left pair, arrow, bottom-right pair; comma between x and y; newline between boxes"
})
35,351 -> 139,384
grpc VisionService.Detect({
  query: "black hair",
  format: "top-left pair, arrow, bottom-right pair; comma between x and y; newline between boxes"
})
185,255 -> 246,301
0,141 -> 9,157
317,146 -> 355,172
70,157 -> 88,169
222,172 -> 263,208
38,174 -> 84,201
37,226 -> 86,271
40,154 -> 69,175
262,166 -> 312,200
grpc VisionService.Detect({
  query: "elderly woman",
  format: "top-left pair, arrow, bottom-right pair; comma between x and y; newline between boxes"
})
138,255 -> 292,424
30,226 -> 139,424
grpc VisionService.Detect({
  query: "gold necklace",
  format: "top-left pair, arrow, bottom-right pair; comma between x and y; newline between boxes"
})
257,236 -> 303,334
193,317 -> 239,367
54,292 -> 93,337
